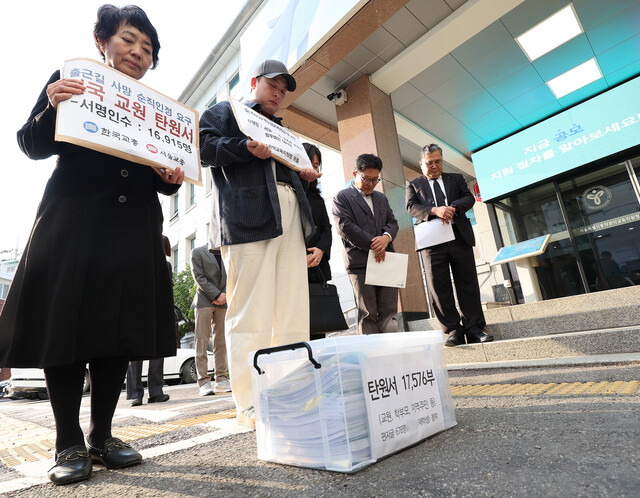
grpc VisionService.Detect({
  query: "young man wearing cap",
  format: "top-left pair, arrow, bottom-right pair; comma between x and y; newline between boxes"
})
199,60 -> 321,429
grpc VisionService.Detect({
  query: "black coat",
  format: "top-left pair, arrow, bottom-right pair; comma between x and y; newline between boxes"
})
199,100 -> 315,247
306,190 -> 332,283
0,71 -> 180,368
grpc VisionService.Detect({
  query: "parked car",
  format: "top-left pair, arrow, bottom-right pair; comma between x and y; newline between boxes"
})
5,348 -> 213,400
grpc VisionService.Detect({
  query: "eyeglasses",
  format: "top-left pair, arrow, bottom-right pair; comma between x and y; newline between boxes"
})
425,159 -> 442,167
358,175 -> 380,185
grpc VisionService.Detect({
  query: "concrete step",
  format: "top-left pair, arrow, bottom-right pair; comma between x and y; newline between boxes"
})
407,286 -> 640,339
440,325 -> 640,365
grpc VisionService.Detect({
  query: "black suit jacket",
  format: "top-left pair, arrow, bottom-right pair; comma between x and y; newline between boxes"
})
406,173 -> 476,247
333,185 -> 399,274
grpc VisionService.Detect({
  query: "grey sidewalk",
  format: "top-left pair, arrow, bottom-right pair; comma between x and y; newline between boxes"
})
2,360 -> 639,497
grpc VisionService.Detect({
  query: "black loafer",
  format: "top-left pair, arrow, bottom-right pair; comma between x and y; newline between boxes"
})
131,397 -> 143,407
47,445 -> 92,485
479,331 -> 494,343
148,394 -> 170,403
445,334 -> 465,347
88,437 -> 142,469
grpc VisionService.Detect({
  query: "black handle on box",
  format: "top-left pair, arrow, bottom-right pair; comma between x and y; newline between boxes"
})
253,341 -> 322,375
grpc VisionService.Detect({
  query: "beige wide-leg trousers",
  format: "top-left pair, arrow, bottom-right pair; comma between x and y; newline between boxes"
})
221,184 -> 310,412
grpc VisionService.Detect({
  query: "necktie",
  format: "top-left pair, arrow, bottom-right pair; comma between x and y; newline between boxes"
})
433,179 -> 446,207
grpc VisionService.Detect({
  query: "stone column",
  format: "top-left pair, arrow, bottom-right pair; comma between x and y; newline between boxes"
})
335,74 -> 428,328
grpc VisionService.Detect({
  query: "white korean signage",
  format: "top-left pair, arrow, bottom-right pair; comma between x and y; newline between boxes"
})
362,348 -> 445,459
229,98 -> 311,171
55,58 -> 201,185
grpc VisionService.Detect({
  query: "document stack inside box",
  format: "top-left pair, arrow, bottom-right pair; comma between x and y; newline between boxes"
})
250,331 -> 456,473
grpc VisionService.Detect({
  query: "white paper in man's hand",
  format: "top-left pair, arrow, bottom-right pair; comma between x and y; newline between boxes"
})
414,220 -> 455,250
365,251 -> 408,288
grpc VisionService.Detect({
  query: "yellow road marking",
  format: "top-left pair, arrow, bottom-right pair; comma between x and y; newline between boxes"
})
0,409 -> 237,468
450,380 -> 640,397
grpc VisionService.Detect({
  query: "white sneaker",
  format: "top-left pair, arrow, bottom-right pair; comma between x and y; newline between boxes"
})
199,381 -> 214,396
214,379 -> 232,393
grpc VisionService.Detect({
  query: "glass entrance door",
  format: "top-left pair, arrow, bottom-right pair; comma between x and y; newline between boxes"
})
558,161 -> 640,291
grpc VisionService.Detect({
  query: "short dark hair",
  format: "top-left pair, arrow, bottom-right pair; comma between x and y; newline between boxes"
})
421,143 -> 443,161
94,4 -> 160,69
355,153 -> 383,173
162,236 -> 171,257
303,143 -> 322,197
303,143 -> 322,168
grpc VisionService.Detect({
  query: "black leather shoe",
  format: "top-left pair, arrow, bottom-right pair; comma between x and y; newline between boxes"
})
445,334 -> 465,347
131,397 -> 143,407
148,394 -> 170,403
479,331 -> 494,343
47,445 -> 92,485
88,437 -> 142,469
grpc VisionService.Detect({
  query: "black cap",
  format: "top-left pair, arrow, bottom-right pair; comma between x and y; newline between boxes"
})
253,60 -> 296,91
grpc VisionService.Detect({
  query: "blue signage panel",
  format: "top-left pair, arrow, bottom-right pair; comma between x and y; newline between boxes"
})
472,76 -> 640,201
491,235 -> 550,266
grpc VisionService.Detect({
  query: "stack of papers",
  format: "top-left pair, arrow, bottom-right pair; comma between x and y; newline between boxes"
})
255,352 -> 373,470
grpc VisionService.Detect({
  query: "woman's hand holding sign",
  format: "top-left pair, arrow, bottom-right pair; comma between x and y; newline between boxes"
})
46,78 -> 86,110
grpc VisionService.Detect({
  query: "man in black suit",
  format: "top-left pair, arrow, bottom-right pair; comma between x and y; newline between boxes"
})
406,144 -> 493,346
199,60 -> 321,428
333,154 -> 399,334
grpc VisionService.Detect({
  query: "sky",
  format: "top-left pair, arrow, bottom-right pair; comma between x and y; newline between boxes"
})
0,0 -> 245,253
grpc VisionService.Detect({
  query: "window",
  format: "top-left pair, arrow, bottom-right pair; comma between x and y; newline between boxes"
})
171,191 -> 179,219
1,283 -> 9,299
207,97 -> 217,108
172,245 -> 179,271
188,183 -> 196,207
186,235 -> 196,264
229,72 -> 241,100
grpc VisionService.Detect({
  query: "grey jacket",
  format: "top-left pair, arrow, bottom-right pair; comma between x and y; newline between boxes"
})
190,245 -> 227,309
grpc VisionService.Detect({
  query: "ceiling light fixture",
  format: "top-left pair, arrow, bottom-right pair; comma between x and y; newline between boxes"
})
546,58 -> 603,98
516,4 -> 583,62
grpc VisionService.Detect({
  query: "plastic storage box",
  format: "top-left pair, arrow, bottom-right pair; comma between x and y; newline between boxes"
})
250,331 -> 456,473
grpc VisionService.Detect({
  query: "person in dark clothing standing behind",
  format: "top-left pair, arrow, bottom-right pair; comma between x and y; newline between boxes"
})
0,5 -> 183,485
405,143 -> 492,347
303,143 -> 332,283
303,143 -> 333,339
126,236 -> 174,406
333,154 -> 399,335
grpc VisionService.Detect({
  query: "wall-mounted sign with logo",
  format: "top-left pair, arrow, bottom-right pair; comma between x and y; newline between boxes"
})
581,185 -> 613,211
472,76 -> 640,202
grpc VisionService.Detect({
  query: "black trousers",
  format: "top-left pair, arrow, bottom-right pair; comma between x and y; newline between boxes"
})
126,359 -> 165,400
422,233 -> 485,335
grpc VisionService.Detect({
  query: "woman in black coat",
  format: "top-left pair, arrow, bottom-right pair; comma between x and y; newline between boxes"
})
303,143 -> 332,283
303,143 -> 335,340
0,5 -> 183,485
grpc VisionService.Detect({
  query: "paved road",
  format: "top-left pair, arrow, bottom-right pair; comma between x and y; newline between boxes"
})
1,362 -> 638,497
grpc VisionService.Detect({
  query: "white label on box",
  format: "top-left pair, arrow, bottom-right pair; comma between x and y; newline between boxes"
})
362,348 -> 445,459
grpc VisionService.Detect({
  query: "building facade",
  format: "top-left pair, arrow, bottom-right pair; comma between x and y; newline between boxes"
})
164,0 -> 640,322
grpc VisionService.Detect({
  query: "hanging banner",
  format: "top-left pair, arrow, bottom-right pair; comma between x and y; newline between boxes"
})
55,58 -> 201,185
229,98 -> 311,171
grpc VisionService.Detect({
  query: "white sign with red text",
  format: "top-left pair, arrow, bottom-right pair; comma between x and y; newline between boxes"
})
55,58 -> 201,185
229,98 -> 311,172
